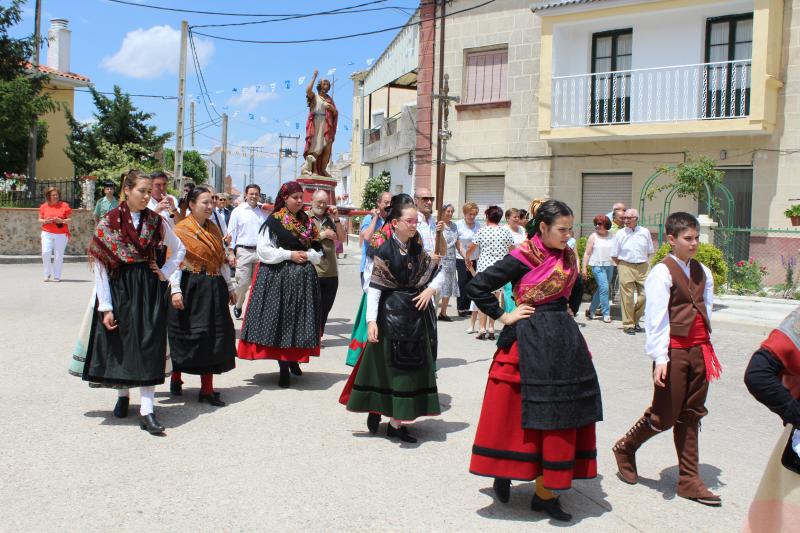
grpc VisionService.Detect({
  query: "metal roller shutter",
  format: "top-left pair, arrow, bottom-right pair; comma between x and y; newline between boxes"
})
580,173 -> 632,236
465,175 -> 505,215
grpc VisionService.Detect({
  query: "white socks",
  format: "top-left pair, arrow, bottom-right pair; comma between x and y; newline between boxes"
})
389,418 -> 402,429
139,386 -> 155,416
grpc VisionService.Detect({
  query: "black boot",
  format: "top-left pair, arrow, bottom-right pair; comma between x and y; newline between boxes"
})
531,494 -> 572,522
387,423 -> 417,443
113,396 -> 129,418
289,362 -> 303,376
139,413 -> 165,435
170,379 -> 183,396
493,478 -> 511,503
198,391 -> 226,407
367,413 -> 381,434
278,362 -> 290,388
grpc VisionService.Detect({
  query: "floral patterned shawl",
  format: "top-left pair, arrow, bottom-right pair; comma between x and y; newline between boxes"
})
88,201 -> 162,272
510,234 -> 577,306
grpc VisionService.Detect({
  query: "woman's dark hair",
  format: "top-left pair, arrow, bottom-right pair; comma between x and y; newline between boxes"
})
120,169 -> 151,202
187,185 -> 212,207
485,205 -> 503,224
518,209 -> 529,220
385,193 -> 423,254
593,214 -> 612,230
244,183 -> 261,195
527,199 -> 573,237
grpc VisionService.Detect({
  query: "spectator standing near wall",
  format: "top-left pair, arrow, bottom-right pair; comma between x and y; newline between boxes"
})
93,180 -> 118,222
612,208 -> 655,335
38,187 -> 72,282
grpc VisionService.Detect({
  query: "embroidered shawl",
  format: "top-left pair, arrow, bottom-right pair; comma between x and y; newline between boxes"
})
263,207 -> 321,252
173,216 -> 226,275
370,234 -> 439,290
88,202 -> 162,272
510,234 -> 577,306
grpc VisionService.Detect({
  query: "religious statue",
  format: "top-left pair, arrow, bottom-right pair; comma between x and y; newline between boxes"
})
302,69 -> 338,177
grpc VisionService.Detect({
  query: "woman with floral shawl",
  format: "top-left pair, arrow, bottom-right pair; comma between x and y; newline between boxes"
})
237,181 -> 322,388
167,186 -> 237,407
466,200 -> 602,522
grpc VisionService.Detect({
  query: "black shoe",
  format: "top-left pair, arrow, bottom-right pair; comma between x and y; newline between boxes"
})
278,366 -> 290,388
493,478 -> 511,503
625,328 -> 636,335
198,392 -> 226,407
584,309 -> 593,321
289,362 -> 303,376
634,324 -> 643,333
170,380 -> 183,396
139,413 -> 165,435
487,331 -> 496,340
233,307 -> 242,319
530,494 -> 572,522
476,331 -> 487,340
113,396 -> 129,418
367,413 -> 381,434
387,423 -> 417,443
437,314 -> 453,322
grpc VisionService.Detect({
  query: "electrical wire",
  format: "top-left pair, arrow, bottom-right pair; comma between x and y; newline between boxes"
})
57,87 -> 177,99
192,0 -> 496,44
188,30 -> 223,125
105,0 -> 391,17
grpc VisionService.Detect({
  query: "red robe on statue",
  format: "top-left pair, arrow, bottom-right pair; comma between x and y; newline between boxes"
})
303,94 -> 338,160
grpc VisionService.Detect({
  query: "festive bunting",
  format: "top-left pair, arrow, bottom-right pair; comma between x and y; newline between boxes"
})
284,80 -> 291,89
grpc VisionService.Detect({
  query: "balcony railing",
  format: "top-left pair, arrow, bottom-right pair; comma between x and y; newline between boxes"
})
551,60 -> 751,128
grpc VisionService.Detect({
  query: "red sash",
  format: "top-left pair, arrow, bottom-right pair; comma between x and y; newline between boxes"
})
669,313 -> 722,382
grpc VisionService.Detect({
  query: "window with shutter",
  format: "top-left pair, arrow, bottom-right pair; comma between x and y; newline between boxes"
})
463,48 -> 508,105
465,175 -> 505,216
581,173 -> 632,236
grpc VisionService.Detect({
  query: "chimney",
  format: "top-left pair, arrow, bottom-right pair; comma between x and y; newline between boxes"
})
46,18 -> 71,73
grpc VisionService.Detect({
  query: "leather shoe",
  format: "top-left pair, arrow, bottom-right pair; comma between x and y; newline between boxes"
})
170,380 -> 183,396
289,362 -> 303,376
493,478 -> 511,503
387,423 -> 417,443
624,328 -> 636,335
437,314 -> 453,322
530,494 -> 572,522
233,307 -> 242,319
634,324 -> 643,333
113,396 -> 129,418
139,413 -> 165,435
367,412 -> 381,434
278,367 -> 290,388
198,392 -> 226,407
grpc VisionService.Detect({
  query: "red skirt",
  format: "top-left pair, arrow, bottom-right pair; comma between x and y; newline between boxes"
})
469,342 -> 597,490
237,341 -> 320,363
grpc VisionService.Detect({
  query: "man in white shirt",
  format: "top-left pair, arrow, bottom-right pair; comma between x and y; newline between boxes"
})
148,171 -> 180,227
612,208 -> 655,334
415,187 -> 443,256
227,183 -> 268,318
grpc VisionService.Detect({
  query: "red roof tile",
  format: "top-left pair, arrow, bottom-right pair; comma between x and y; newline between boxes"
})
26,62 -> 91,83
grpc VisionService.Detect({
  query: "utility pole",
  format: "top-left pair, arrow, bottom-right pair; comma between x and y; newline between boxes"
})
278,134 -> 301,184
27,0 -> 42,188
294,136 -> 299,177
220,113 -> 228,191
432,73 -> 459,255
278,136 -> 283,185
249,146 -> 256,185
189,100 -> 195,147
174,20 -> 189,190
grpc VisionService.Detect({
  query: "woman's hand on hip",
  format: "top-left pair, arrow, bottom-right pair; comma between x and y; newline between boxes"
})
171,293 -> 184,310
500,304 -> 535,326
367,321 -> 379,343
413,287 -> 436,310
102,311 -> 118,331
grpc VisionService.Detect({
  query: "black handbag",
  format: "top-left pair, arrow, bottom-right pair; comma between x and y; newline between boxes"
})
781,426 -> 800,475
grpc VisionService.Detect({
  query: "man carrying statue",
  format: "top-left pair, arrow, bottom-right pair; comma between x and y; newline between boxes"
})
302,69 -> 338,177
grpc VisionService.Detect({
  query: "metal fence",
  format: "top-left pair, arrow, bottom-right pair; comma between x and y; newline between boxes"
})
0,179 -> 82,209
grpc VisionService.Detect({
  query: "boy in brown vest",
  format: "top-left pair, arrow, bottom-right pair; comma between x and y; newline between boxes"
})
612,212 -> 723,506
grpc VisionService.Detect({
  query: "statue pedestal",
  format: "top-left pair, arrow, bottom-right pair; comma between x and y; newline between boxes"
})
297,175 -> 337,206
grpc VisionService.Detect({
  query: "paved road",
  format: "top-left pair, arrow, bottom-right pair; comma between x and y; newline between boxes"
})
0,258 -> 782,532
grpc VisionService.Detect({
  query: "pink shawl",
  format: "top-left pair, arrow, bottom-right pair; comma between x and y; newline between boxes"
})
510,234 -> 577,306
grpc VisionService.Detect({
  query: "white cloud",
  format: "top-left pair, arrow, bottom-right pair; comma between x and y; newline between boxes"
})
101,25 -> 214,80
226,85 -> 277,111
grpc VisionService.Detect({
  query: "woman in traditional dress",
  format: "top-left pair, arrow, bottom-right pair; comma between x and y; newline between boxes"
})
340,194 -> 443,443
167,186 -> 237,407
467,200 -> 602,521
81,170 -> 185,435
437,203 -> 459,321
743,307 -> 800,532
237,181 -> 322,388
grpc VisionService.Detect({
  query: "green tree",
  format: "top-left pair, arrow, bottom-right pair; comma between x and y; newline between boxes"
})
0,0 -> 56,173
66,86 -> 171,175
85,139 -> 159,184
361,170 -> 391,209
163,148 -> 208,184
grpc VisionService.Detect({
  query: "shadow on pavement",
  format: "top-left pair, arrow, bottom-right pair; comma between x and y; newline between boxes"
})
638,463 -> 724,500
322,323 -> 354,336
437,357 -> 492,369
476,474 -> 611,525
51,279 -> 92,283
350,419 -> 470,446
245,370 -> 348,391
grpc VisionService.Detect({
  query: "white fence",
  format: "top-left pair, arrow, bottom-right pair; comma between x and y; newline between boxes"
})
551,60 -> 751,127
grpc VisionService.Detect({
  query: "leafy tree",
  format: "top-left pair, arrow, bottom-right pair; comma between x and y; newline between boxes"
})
361,170 -> 390,209
66,86 -> 171,175
163,148 -> 208,184
85,139 -> 159,185
0,0 -> 56,173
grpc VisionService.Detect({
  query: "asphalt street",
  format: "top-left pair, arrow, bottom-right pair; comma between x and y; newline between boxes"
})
0,257 -> 783,532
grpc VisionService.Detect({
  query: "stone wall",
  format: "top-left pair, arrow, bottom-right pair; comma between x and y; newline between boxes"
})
0,208 -> 95,255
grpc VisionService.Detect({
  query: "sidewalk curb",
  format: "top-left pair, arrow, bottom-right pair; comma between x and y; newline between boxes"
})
0,255 -> 88,264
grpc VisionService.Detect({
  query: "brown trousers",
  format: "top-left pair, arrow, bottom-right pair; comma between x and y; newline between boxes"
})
617,260 -> 649,328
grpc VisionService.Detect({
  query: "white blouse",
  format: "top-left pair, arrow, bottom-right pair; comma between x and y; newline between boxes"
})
587,233 -> 615,266
256,226 -> 322,266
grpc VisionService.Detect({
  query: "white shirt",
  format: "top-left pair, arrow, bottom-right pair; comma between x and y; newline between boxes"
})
366,267 -> 446,322
587,233 -> 615,266
255,225 -> 322,265
94,210 -> 186,312
228,202 -> 268,248
644,254 -> 714,365
417,212 -> 437,253
455,219 -> 481,261
613,225 -> 655,263
509,226 -> 526,246
147,194 -> 179,228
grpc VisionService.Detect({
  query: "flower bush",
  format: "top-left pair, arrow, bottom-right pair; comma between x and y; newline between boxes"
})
0,172 -> 28,192
730,257 -> 767,294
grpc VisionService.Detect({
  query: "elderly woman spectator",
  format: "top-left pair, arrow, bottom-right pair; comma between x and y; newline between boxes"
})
455,201 -> 481,319
437,203 -> 460,321
505,208 -> 527,246
467,205 -> 514,340
582,215 -> 615,323
38,187 -> 72,282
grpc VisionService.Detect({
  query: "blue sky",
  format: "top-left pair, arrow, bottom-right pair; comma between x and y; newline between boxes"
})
13,0 -> 417,194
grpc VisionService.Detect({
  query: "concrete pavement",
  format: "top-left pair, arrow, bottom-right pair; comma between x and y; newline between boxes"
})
0,257 -> 785,532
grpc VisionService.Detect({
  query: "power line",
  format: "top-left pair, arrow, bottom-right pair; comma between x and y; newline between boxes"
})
188,30 -> 222,126
191,0 -> 497,44
105,0 -> 391,17
55,87 -> 177,99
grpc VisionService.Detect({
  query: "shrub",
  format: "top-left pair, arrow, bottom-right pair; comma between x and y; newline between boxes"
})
361,171 -> 390,210
576,236 -> 597,294
651,242 -> 729,293
729,257 -> 767,295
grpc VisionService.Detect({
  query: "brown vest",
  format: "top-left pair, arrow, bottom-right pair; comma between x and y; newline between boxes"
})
663,256 -> 711,337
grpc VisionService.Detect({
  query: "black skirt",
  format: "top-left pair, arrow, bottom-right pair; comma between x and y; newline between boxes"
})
168,271 -> 236,375
239,261 -> 321,350
83,262 -> 169,387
